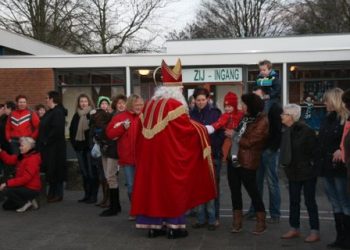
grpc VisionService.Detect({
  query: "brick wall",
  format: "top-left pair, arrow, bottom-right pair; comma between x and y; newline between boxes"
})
0,68 -> 55,108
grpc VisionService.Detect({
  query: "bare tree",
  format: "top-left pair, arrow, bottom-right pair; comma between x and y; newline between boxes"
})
80,0 -> 170,54
0,0 -> 171,53
168,0 -> 289,40
286,0 -> 350,34
0,0 -> 86,52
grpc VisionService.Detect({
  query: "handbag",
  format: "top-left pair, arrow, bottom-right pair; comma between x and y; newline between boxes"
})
91,143 -> 102,158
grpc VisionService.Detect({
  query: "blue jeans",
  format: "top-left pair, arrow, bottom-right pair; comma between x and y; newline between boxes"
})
214,158 -> 221,220
123,165 -> 135,201
76,149 -> 98,200
76,150 -> 95,179
197,199 -> 216,225
323,176 -> 350,215
249,149 -> 281,218
289,178 -> 319,231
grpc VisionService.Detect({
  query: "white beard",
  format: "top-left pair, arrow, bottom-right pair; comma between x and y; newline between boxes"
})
152,86 -> 189,111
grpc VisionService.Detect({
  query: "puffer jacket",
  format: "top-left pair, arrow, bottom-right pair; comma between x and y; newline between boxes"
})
0,149 -> 41,191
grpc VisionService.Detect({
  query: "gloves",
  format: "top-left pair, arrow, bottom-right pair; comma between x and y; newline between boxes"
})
205,125 -> 215,135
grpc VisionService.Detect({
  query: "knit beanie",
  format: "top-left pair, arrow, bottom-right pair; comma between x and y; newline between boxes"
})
97,96 -> 111,108
224,92 -> 238,110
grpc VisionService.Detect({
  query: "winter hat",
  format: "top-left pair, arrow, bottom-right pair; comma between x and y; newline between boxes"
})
97,96 -> 111,107
224,92 -> 238,109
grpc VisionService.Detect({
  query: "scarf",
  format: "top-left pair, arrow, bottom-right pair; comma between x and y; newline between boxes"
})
280,126 -> 292,166
230,115 -> 257,159
75,106 -> 92,141
236,115 -> 257,137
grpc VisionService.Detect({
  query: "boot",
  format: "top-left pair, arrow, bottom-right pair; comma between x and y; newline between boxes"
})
339,214 -> 350,249
78,178 -> 90,202
327,213 -> 344,248
100,188 -> 120,217
231,210 -> 242,233
116,187 -> 121,212
253,212 -> 266,235
85,178 -> 98,204
96,181 -> 109,207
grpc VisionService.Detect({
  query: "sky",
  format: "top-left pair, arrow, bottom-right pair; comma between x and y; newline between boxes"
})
150,0 -> 202,47
162,0 -> 202,30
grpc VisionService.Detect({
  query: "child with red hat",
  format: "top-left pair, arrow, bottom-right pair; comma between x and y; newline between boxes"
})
210,92 -> 244,161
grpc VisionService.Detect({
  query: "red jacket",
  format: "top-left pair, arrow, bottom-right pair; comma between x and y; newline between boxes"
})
105,111 -> 141,166
5,109 -> 40,141
212,111 -> 244,130
0,150 -> 42,191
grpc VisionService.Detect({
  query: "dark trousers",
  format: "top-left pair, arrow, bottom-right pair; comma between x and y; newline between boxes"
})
48,181 -> 64,198
288,178 -> 320,230
227,159 -> 265,212
2,187 -> 39,210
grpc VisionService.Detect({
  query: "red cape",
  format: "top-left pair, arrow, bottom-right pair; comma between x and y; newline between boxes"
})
131,98 -> 217,218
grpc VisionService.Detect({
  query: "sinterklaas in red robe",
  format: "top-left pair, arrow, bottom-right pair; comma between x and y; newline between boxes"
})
131,98 -> 217,218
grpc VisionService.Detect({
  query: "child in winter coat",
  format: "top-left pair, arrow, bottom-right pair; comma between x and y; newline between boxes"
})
210,92 -> 244,161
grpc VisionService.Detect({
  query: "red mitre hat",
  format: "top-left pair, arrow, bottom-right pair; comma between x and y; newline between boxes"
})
224,92 -> 238,109
161,59 -> 182,86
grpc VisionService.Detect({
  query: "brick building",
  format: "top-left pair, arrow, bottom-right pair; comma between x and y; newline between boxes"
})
1,29 -> 350,132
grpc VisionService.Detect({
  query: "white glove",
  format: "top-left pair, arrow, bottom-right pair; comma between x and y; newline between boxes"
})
205,125 -> 215,135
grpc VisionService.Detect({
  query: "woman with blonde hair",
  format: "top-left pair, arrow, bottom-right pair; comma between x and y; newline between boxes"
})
106,94 -> 144,219
315,88 -> 350,247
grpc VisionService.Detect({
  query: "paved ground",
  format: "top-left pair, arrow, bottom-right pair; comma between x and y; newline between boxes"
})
0,166 -> 335,250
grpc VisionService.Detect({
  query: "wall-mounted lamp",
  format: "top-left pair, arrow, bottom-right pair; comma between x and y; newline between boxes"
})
289,65 -> 297,72
138,69 -> 150,76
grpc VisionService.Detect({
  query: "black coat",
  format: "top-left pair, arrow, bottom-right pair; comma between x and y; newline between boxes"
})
90,109 -> 118,159
0,114 -> 11,153
37,105 -> 67,183
69,113 -> 91,151
316,112 -> 347,177
283,121 -> 317,181
265,103 -> 283,151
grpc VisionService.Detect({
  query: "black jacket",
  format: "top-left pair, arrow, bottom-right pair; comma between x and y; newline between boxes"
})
265,103 -> 283,151
37,105 -> 67,182
69,112 -> 91,151
283,121 -> 317,181
316,112 -> 347,177
0,114 -> 11,153
90,109 -> 118,159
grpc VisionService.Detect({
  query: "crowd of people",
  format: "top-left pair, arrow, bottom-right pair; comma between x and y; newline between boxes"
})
0,59 -> 349,248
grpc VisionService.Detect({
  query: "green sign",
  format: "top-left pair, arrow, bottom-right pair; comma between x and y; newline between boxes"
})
183,67 -> 242,83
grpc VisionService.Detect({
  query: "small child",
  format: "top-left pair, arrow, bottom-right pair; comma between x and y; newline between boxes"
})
211,92 -> 244,162
255,59 -> 281,112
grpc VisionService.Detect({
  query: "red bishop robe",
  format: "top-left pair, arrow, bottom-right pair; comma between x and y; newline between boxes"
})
131,97 -> 217,218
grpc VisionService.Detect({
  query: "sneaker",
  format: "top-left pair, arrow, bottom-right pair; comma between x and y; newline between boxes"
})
281,230 -> 300,239
16,201 -> 32,213
304,233 -> 320,243
266,217 -> 280,224
31,199 -> 39,210
128,216 -> 136,221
